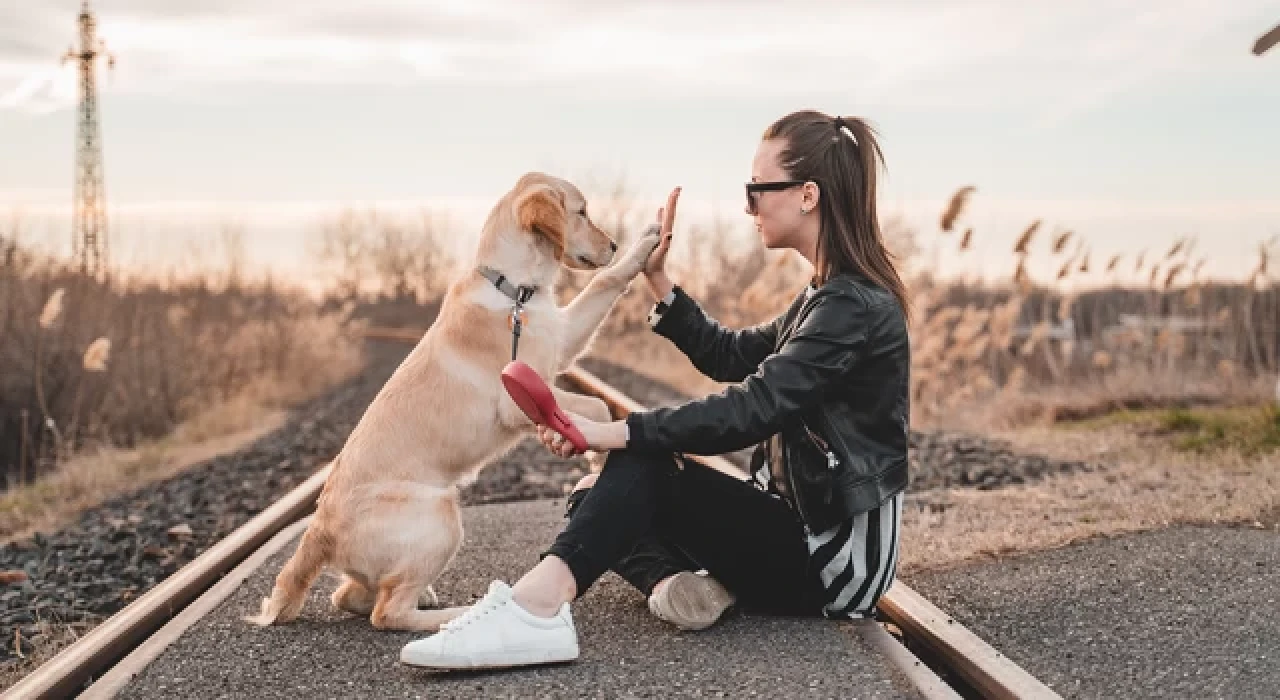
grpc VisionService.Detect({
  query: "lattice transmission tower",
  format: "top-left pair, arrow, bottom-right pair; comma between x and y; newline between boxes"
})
62,0 -> 114,277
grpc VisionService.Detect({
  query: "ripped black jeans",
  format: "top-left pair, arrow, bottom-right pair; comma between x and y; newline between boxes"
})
541,448 -> 826,616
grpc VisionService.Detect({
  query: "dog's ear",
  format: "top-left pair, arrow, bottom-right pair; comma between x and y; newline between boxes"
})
515,183 -> 567,253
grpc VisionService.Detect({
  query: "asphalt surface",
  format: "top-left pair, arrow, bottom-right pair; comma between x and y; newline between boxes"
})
907,525 -> 1279,699
119,500 -> 923,699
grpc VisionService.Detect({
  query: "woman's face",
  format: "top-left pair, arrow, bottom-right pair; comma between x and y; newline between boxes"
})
748,138 -> 819,256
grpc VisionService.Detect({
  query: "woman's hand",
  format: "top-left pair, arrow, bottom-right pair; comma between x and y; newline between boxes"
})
535,412 -> 628,458
643,187 -> 681,300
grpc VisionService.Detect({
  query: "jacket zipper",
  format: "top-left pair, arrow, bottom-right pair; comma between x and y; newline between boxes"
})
778,290 -> 838,536
802,420 -> 840,472
783,440 -> 813,536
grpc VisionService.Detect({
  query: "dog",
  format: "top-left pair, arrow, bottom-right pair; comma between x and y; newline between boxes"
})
246,172 -> 661,631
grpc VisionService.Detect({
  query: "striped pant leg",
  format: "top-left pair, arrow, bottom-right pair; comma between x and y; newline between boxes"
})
811,491 -> 904,619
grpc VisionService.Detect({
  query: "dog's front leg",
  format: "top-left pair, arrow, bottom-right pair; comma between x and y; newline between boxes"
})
557,229 -> 662,368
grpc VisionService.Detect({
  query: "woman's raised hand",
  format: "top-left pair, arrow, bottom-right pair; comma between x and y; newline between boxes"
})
643,187 -> 680,300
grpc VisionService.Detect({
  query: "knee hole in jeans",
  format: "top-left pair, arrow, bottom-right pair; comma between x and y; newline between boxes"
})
573,473 -> 599,492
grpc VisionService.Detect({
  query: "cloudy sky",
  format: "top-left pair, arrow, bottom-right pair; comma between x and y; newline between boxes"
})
1,1 -> 1277,282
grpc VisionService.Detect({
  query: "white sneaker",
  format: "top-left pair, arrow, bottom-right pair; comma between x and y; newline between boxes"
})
647,571 -> 735,631
399,580 -> 579,670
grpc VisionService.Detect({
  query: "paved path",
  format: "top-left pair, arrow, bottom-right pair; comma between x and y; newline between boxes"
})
119,500 -> 924,699
907,525 -> 1279,699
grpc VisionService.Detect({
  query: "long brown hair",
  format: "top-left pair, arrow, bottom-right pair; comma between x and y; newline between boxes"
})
762,110 -> 911,323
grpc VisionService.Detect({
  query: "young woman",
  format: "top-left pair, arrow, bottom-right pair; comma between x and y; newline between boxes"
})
401,109 -> 912,670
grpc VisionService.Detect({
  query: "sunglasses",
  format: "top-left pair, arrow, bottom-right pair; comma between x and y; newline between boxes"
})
745,180 -> 813,215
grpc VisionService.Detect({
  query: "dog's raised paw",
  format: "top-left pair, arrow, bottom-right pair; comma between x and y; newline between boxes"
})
617,232 -> 662,276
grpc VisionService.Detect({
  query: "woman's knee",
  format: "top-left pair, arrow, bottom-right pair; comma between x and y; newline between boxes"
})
600,448 -> 678,476
572,473 -> 598,493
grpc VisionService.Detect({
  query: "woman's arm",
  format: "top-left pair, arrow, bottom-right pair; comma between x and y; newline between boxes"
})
626,290 -> 874,455
649,284 -> 797,383
636,186 -> 791,383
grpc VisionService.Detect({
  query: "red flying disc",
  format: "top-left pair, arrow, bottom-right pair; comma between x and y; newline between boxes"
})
501,361 -> 589,454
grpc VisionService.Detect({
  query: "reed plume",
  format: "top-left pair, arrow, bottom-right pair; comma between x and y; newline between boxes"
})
1013,221 -> 1040,255
940,186 -> 976,232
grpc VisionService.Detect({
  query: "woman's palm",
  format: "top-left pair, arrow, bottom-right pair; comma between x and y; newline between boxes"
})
645,187 -> 681,278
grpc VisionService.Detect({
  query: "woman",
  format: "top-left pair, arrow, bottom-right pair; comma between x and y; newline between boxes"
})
400,109 -> 912,670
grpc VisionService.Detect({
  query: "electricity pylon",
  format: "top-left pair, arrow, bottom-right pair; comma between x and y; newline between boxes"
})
63,0 -> 114,277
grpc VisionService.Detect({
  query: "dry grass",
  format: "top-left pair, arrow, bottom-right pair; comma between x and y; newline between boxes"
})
0,618 -> 95,690
0,399 -> 287,543
898,418 -> 1280,575
1,226 -> 365,495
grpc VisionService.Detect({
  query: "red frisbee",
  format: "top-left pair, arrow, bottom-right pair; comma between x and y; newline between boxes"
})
501,360 -> 589,454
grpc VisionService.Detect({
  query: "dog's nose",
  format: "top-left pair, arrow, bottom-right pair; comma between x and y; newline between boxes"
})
610,241 -> 618,252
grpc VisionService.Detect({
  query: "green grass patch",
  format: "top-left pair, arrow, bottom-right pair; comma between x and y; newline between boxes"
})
1060,404 -> 1280,455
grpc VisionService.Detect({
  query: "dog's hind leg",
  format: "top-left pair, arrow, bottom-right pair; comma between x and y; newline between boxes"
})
332,576 -> 376,616
245,525 -> 332,626
371,578 -> 468,631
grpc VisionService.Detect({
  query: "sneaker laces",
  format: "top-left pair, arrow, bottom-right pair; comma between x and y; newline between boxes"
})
440,582 -> 508,632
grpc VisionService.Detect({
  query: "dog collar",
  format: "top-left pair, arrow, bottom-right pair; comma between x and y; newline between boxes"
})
477,266 -> 538,361
478,266 -> 538,306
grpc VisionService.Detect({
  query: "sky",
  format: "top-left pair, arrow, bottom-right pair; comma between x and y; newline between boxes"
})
1,0 -> 1278,285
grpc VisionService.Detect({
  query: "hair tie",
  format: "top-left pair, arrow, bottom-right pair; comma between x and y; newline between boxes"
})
831,116 -> 857,146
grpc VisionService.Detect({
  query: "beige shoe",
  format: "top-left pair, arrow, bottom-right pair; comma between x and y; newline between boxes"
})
647,571 -> 735,631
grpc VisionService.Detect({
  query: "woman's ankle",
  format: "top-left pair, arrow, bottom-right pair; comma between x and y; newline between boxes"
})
512,555 -> 578,618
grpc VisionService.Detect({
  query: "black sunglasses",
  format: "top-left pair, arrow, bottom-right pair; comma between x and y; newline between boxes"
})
745,180 -> 813,215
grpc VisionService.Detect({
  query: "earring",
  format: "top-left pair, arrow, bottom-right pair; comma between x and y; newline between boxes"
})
800,207 -> 810,214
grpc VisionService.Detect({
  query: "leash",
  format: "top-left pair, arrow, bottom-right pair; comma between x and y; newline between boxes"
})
477,265 -> 537,361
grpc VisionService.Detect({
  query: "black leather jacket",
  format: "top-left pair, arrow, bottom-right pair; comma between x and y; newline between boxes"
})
624,271 -> 911,533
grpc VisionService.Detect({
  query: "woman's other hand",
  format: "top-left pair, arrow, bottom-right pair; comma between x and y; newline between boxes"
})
535,413 -> 628,458
536,424 -> 579,459
644,186 -> 681,300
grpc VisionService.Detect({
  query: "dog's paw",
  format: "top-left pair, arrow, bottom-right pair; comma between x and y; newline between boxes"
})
614,228 -> 662,278
418,585 -> 440,609
244,597 -> 283,626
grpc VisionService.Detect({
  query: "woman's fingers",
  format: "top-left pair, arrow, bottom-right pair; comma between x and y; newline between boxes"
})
542,429 -> 572,458
662,187 -> 681,236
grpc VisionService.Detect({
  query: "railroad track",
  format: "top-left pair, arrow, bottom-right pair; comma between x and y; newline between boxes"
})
4,327 -> 1060,699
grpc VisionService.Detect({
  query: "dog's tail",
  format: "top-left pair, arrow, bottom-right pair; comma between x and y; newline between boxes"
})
244,524 -> 332,626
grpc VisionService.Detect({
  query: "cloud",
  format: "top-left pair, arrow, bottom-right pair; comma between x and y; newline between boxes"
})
0,64 -> 77,113
0,0 -> 1273,121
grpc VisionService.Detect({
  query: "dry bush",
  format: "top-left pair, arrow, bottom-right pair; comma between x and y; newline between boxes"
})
0,225 -> 364,491
907,210 -> 1279,429
311,207 -> 458,327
